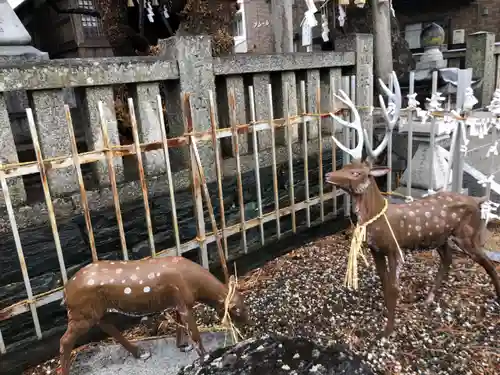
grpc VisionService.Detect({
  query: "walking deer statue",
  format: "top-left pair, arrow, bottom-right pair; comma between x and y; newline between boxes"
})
58,256 -> 249,375
326,72 -> 500,337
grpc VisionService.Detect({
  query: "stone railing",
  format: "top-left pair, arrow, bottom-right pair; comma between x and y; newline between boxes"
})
0,35 -> 368,230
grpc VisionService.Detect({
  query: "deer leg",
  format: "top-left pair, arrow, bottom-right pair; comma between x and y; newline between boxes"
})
383,252 -> 400,338
175,310 -> 194,353
371,249 -> 390,313
425,244 -> 453,305
177,304 -> 206,358
99,320 -> 151,360
59,319 -> 93,375
455,238 -> 500,301
185,311 -> 206,357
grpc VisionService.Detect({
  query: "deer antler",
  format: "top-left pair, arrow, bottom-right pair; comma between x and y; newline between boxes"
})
364,71 -> 402,162
330,89 -> 364,161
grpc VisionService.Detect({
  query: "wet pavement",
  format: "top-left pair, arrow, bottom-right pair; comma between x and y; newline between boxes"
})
71,332 -> 227,375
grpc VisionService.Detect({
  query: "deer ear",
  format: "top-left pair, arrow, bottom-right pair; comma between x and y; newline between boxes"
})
369,166 -> 390,177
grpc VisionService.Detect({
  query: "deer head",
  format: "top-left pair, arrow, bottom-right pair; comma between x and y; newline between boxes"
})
326,71 -> 401,194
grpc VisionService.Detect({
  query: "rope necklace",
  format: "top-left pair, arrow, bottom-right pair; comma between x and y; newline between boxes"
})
345,198 -> 404,290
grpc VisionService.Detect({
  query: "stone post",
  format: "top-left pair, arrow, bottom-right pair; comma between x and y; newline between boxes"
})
466,31 -> 495,106
371,0 -> 393,84
334,34 -> 373,140
160,36 -> 216,180
271,0 -> 293,53
84,86 -> 124,184
0,0 -> 49,201
32,90 -> 80,195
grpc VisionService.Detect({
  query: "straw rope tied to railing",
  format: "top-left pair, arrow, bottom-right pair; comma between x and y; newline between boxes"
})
326,71 -> 500,338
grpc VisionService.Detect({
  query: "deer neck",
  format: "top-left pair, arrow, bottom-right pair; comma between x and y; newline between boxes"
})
194,272 -> 229,310
353,178 -> 386,225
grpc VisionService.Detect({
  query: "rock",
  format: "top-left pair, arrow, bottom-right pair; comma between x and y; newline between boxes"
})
177,334 -> 375,375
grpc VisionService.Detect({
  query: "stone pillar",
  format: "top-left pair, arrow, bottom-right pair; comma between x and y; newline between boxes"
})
160,35 -> 216,179
32,90 -> 79,195
271,0 -> 293,53
334,34 -> 373,140
0,0 -> 48,203
466,31 -> 495,106
84,86 -> 124,184
131,82 -> 165,176
0,94 -> 25,206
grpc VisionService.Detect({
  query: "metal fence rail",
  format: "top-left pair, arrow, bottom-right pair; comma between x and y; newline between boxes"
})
0,77 -> 357,353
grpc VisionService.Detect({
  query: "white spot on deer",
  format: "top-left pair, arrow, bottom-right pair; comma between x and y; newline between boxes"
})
400,220 -> 404,227
429,232 -> 433,236
408,224 -> 412,228
88,279 -> 95,286
156,273 -> 160,277
440,211 -> 446,217
162,264 -> 166,268
407,232 -> 411,236
72,277 -> 76,281
451,213 -> 457,219
425,222 -> 429,227
139,280 -> 143,284
446,196 -> 452,202
83,271 -> 87,274
121,280 -> 126,284
404,215 -> 407,219
124,287 -> 132,294
111,262 -> 115,265
116,268 -> 123,274
416,209 -> 420,213
460,208 -> 465,213
396,208 -> 403,214
120,261 -> 127,265
148,272 -> 155,280
143,286 -> 151,293
136,266 -> 140,270
91,272 -> 96,276
409,211 -> 415,217
431,206 -> 435,210
100,282 -> 105,286
130,274 -> 138,281
416,225 -> 421,231
418,233 -> 421,237
425,212 -> 431,218
110,279 -> 115,283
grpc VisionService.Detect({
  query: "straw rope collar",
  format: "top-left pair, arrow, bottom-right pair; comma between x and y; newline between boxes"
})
345,198 -> 404,290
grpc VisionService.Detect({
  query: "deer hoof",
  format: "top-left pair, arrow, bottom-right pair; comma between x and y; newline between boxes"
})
138,348 -> 151,360
179,344 -> 194,353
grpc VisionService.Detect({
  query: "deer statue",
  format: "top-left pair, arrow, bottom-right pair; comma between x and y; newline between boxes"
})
58,256 -> 249,375
326,72 -> 500,337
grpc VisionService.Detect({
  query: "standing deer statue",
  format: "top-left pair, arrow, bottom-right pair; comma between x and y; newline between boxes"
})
58,256 -> 249,375
326,72 -> 500,337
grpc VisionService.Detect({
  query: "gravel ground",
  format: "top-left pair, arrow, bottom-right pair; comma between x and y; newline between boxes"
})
24,228 -> 500,375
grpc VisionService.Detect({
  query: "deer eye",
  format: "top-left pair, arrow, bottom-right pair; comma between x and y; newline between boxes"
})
351,171 -> 360,177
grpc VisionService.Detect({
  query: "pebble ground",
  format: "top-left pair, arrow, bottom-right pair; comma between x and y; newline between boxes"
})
25,228 -> 500,375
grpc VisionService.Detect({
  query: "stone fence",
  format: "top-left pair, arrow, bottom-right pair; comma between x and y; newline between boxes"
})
0,34 -> 371,231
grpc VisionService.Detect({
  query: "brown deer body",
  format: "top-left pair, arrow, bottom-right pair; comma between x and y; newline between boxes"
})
59,256 -> 249,375
327,73 -> 500,337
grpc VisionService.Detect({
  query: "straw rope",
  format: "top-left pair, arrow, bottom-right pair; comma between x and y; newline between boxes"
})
345,199 -> 404,290
221,275 -> 244,345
